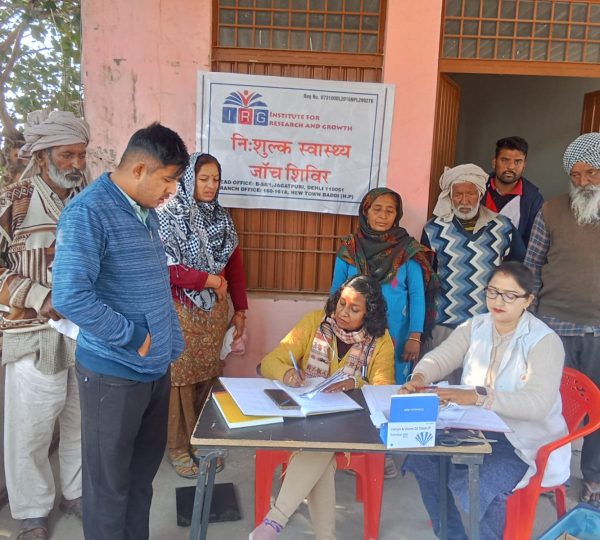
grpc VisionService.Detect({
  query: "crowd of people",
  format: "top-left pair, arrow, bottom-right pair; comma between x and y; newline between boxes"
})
0,110 -> 598,540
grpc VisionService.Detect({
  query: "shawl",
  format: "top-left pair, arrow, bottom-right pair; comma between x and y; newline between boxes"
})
157,152 -> 238,311
19,110 -> 90,180
337,187 -> 440,337
563,132 -> 600,173
305,315 -> 375,378
432,164 -> 488,221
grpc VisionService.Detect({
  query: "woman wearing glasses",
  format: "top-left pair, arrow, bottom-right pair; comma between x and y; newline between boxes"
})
401,261 -> 570,540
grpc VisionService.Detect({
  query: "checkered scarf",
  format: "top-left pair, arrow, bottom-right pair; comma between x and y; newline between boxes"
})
305,316 -> 375,378
157,152 -> 238,311
563,132 -> 600,173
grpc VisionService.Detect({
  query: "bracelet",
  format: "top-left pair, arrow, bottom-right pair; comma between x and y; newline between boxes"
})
352,375 -> 360,388
407,337 -> 421,343
233,311 -> 246,319
217,276 -> 224,288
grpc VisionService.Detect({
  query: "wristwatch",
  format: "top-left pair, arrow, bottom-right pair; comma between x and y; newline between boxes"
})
475,386 -> 488,407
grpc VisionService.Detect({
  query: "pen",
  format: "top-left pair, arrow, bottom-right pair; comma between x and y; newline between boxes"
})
288,351 -> 301,376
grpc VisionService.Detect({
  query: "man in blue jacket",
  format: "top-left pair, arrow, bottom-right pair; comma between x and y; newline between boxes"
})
53,123 -> 189,540
482,136 -> 544,247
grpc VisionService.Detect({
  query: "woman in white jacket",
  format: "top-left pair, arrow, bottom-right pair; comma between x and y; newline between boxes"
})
401,261 -> 570,540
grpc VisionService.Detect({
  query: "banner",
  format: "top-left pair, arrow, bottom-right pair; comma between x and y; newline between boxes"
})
197,72 -> 395,215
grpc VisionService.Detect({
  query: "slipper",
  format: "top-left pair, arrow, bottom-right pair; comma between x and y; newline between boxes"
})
580,481 -> 600,507
18,517 -> 48,540
170,451 -> 199,479
190,447 -> 225,473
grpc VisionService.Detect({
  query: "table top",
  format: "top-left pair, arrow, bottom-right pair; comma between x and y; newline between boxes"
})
192,388 -> 492,456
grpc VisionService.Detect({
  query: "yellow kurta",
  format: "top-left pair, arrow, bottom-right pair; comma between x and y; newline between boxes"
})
260,309 -> 395,386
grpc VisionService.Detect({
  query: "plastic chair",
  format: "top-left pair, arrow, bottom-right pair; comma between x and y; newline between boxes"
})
254,449 -> 385,540
503,367 -> 600,540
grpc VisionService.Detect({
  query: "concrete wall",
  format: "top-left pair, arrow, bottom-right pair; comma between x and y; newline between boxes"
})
454,74 -> 600,200
81,0 -> 443,368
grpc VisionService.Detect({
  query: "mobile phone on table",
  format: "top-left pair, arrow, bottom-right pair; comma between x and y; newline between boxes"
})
264,389 -> 301,409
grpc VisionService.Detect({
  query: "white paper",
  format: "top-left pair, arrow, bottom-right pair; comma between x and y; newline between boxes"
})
219,377 -> 362,418
48,318 -> 79,340
361,384 -> 402,418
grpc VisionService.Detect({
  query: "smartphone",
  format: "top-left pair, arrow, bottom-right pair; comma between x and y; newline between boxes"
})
264,389 -> 301,409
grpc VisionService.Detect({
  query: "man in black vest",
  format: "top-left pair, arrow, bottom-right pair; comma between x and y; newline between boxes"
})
482,136 -> 544,247
525,132 -> 600,507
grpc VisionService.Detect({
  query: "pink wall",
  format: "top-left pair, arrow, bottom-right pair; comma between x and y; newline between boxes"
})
383,0 -> 443,237
81,1 -> 443,366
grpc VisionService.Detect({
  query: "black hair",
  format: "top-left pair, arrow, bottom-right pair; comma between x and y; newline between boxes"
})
118,122 -> 189,174
489,261 -> 534,295
495,136 -> 529,158
324,275 -> 388,338
194,153 -> 222,179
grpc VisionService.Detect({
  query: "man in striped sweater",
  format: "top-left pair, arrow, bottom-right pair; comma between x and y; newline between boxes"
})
0,110 -> 90,540
422,164 -> 525,351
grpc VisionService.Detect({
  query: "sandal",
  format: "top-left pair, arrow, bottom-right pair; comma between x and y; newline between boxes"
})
580,481 -> 600,508
170,451 -> 199,479
18,517 -> 48,540
190,447 -> 225,473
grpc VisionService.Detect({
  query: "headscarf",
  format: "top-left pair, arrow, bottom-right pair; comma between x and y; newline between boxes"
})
432,163 -> 488,221
563,132 -> 600,174
18,110 -> 90,180
337,187 -> 439,337
157,152 -> 238,311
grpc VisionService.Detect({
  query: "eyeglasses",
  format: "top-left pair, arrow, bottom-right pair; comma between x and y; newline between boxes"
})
485,286 -> 529,304
569,168 -> 600,182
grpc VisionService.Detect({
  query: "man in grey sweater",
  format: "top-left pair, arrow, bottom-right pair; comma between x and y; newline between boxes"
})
525,132 -> 600,507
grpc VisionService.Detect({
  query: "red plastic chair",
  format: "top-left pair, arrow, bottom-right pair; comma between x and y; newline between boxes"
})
503,367 -> 600,540
255,449 -> 385,540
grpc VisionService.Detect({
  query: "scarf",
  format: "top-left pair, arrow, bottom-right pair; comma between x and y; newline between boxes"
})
157,152 -> 238,311
563,132 -> 600,173
337,187 -> 440,337
305,316 -> 375,378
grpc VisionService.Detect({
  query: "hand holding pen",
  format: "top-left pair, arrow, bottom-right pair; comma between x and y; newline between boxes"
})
283,350 -> 306,387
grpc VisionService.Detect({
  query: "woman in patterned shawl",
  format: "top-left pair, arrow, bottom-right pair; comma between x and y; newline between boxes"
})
332,187 -> 438,385
158,152 -> 248,478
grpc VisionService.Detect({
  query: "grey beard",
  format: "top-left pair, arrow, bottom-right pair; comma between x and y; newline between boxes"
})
47,159 -> 84,189
570,184 -> 600,226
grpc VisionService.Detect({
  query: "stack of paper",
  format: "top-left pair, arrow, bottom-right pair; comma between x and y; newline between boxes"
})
361,385 -> 511,432
212,391 -> 283,429
297,372 -> 351,398
219,377 -> 362,418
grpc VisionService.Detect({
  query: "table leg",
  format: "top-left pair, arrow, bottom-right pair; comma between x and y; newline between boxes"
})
451,454 -> 484,540
439,456 -> 448,540
189,449 -> 226,540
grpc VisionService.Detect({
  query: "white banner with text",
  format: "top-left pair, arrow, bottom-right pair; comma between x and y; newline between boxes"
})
197,72 -> 395,215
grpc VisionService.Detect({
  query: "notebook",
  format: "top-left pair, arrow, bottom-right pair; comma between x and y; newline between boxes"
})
212,391 -> 284,429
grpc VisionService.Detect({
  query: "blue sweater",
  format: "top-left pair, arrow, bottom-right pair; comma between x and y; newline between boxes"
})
53,173 -> 184,381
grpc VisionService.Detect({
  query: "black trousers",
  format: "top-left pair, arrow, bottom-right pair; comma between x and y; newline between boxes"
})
561,334 -> 600,484
76,361 -> 171,540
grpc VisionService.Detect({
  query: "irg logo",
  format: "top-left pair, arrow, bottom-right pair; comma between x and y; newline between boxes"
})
222,90 -> 269,126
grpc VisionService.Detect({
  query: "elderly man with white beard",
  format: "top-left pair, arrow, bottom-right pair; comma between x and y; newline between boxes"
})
525,132 -> 600,508
0,110 -> 89,539
421,164 -> 526,350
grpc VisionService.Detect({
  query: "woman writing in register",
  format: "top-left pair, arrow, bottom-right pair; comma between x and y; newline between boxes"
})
401,261 -> 570,540
251,275 -> 394,540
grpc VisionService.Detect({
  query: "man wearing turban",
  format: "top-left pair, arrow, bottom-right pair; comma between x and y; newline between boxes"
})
0,110 -> 90,539
422,163 -> 525,350
525,132 -> 600,507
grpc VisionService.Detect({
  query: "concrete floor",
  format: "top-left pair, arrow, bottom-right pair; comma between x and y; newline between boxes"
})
0,440 -> 584,539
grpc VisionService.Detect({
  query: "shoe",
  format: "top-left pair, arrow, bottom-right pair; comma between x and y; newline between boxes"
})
170,451 -> 199,479
384,455 -> 398,479
59,495 -> 83,520
249,518 -> 283,539
17,517 -> 48,540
